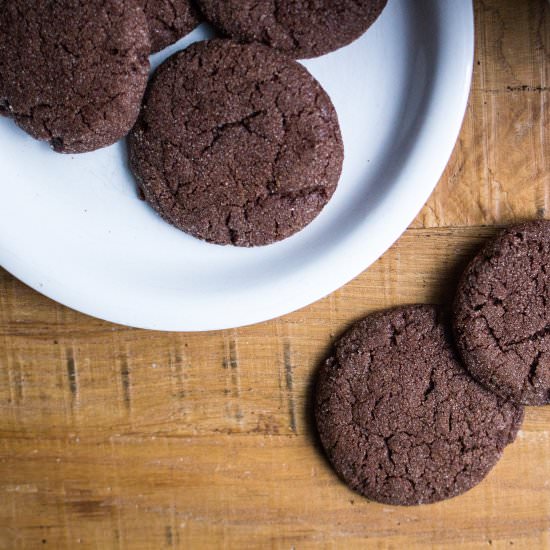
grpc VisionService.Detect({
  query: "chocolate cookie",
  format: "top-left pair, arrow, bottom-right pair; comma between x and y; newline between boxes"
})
142,0 -> 201,53
315,305 -> 523,506
0,0 -> 150,154
128,39 -> 343,247
195,0 -> 388,59
454,220 -> 550,406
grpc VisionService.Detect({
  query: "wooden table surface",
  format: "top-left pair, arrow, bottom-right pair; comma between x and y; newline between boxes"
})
1,1 -> 549,548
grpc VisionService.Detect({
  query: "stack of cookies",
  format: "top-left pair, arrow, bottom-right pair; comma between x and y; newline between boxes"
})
315,220 -> 550,505
0,0 -> 388,246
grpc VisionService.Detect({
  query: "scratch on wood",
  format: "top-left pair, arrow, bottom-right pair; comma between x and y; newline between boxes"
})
328,293 -> 336,328
171,349 -> 187,399
284,341 -> 297,434
13,360 -> 23,402
479,85 -> 550,94
120,360 -> 131,410
70,499 -> 113,517
275,324 -> 285,408
165,525 -> 173,546
66,349 -> 77,399
175,350 -> 185,379
507,85 -> 550,93
223,339 -> 243,423
3,483 -> 37,493
223,340 -> 239,369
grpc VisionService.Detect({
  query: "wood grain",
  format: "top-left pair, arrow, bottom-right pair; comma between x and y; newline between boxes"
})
414,0 -> 550,228
1,0 -> 549,548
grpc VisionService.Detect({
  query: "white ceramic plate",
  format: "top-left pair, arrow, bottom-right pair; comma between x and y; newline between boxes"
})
0,0 -> 473,331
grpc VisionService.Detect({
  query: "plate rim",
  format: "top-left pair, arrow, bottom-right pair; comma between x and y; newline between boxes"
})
0,1 -> 474,332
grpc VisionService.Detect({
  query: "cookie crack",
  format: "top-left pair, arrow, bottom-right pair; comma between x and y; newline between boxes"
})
505,323 -> 550,348
526,350 -> 543,389
200,109 -> 268,155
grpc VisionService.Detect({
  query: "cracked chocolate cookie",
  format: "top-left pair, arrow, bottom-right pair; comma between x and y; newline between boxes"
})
315,305 -> 523,506
128,39 -> 343,247
454,220 -> 550,406
142,0 -> 201,53
0,0 -> 150,154
195,0 -> 388,59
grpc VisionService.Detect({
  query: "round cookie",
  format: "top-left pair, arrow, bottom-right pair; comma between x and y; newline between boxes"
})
128,39 -> 343,247
315,305 -> 524,506
195,0 -> 388,59
141,0 -> 201,53
454,220 -> 550,406
0,0 -> 150,154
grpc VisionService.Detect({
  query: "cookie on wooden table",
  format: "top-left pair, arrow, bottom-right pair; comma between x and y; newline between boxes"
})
454,220 -> 550,406
128,39 -> 343,247
0,0 -> 150,154
195,0 -> 388,59
141,0 -> 201,53
315,305 -> 524,506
